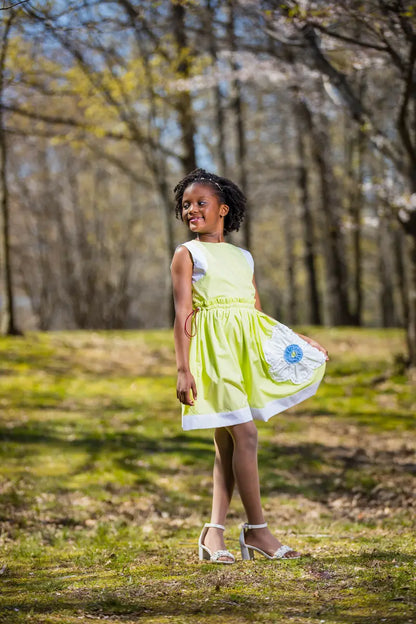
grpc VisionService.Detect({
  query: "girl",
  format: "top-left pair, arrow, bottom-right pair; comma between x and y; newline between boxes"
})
171,168 -> 328,564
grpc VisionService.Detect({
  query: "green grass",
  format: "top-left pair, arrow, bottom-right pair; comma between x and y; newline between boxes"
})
0,328 -> 415,623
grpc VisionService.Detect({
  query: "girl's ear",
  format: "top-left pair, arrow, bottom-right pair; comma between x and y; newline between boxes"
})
220,204 -> 229,217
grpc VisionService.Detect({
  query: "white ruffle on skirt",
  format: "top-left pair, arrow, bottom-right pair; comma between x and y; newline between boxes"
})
263,322 -> 326,385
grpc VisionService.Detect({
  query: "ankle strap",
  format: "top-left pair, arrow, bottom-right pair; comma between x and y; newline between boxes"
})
244,522 -> 268,529
204,522 -> 225,530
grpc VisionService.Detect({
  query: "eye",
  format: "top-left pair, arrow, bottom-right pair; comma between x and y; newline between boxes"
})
198,201 -> 206,206
182,202 -> 189,210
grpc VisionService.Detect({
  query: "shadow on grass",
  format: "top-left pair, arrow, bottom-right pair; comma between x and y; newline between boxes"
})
258,438 -> 416,496
0,422 -> 214,520
1,416 -> 414,523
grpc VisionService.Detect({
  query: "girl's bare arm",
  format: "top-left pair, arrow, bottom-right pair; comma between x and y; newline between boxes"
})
253,275 -> 262,312
171,246 -> 198,405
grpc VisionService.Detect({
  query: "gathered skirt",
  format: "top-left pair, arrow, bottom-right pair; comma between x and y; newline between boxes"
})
182,296 -> 326,431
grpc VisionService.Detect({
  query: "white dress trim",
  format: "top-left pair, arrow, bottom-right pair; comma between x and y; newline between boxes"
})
183,406 -> 253,431
180,240 -> 208,283
239,248 -> 254,272
182,380 -> 323,430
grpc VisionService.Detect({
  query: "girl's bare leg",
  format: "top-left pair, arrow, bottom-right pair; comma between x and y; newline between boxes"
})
203,427 -> 235,559
229,420 -> 300,557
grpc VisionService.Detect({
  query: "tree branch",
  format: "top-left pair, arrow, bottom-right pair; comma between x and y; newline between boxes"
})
1,103 -> 132,139
85,141 -> 154,188
307,19 -> 405,74
0,1 -> 29,9
3,102 -> 182,161
307,20 -> 389,53
388,0 -> 415,43
298,23 -> 404,171
397,37 -> 416,176
24,5 -> 185,169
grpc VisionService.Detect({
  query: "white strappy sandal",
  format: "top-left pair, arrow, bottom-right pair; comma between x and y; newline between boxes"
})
239,522 -> 301,560
198,523 -> 235,564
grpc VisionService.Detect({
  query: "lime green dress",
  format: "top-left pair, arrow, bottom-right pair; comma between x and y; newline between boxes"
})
178,240 -> 326,431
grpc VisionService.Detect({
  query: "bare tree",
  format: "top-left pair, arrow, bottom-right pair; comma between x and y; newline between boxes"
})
227,0 -> 251,249
4,0 -> 413,335
293,89 -> 321,325
294,90 -> 352,325
19,1 -> 195,323
0,10 -> 19,334
345,109 -> 365,326
261,0 -> 416,362
172,1 -> 197,173
205,0 -> 228,174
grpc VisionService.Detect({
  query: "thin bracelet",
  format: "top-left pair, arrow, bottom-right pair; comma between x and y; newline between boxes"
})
184,308 -> 200,338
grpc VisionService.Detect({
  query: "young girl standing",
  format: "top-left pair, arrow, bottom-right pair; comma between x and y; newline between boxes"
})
171,168 -> 328,564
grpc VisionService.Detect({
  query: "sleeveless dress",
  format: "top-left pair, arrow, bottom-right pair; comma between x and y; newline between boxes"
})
178,240 -> 326,431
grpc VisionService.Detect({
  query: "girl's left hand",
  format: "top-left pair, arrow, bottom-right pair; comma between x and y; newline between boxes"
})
307,339 -> 329,361
295,331 -> 329,360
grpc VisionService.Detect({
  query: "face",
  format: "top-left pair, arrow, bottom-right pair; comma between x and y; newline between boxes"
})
181,183 -> 229,235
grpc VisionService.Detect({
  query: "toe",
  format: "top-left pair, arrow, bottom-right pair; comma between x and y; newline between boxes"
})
283,550 -> 301,559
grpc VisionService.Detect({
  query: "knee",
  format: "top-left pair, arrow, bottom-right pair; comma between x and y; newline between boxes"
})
230,421 -> 258,453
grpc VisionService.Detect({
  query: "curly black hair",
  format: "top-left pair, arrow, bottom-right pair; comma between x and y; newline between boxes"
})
173,168 -> 246,234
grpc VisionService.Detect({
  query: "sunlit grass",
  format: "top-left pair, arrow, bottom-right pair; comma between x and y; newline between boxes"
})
0,328 -> 415,623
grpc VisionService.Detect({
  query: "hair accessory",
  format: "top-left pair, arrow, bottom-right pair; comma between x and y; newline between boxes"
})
195,177 -> 223,192
184,308 -> 200,338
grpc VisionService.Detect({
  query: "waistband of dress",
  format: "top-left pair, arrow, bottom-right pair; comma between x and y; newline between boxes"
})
193,297 -> 255,310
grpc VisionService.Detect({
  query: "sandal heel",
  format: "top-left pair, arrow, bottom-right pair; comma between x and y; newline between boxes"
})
198,523 -> 235,564
240,543 -> 254,560
239,521 -> 301,560
239,523 -> 255,560
199,544 -> 212,561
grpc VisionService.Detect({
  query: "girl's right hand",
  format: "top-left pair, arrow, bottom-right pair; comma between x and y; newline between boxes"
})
176,370 -> 198,406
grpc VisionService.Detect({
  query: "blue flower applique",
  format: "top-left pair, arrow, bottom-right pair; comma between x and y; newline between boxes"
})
263,323 -> 326,384
284,344 -> 303,364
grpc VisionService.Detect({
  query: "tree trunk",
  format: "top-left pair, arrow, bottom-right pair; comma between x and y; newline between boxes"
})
293,93 -> 321,325
17,146 -> 59,330
299,95 -> 352,325
346,114 -> 365,326
283,198 -> 297,325
227,0 -> 251,248
398,181 -> 416,366
206,0 -> 227,174
408,234 -> 416,366
279,120 -> 298,324
172,2 -> 197,174
295,19 -> 416,361
392,225 -> 409,329
400,173 -> 416,364
0,13 -> 20,335
149,158 -> 176,324
378,208 -> 397,328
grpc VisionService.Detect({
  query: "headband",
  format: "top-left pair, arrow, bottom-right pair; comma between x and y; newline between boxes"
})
195,177 -> 223,192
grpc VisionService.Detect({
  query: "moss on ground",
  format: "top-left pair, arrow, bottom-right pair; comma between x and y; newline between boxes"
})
0,328 -> 415,623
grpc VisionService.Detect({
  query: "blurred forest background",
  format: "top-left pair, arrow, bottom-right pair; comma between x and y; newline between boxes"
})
1,0 -> 416,361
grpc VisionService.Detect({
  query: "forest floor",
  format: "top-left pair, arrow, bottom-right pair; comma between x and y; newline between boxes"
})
0,327 -> 415,624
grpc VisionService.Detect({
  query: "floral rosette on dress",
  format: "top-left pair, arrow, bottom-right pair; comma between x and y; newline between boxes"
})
263,322 -> 326,385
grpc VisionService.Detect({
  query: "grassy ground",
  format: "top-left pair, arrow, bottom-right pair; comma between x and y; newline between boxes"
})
0,327 -> 415,624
